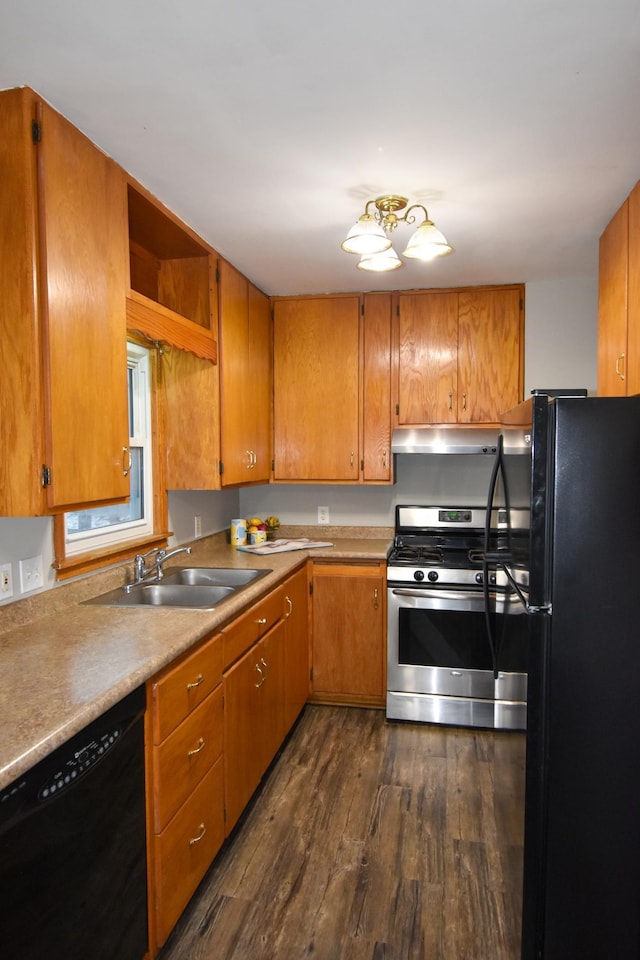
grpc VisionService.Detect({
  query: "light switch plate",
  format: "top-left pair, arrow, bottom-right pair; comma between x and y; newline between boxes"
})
19,555 -> 44,594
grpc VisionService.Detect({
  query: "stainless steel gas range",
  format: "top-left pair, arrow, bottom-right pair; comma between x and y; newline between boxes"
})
386,505 -> 527,730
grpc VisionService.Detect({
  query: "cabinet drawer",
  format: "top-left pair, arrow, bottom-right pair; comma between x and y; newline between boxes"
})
153,756 -> 225,947
223,585 -> 284,668
152,685 -> 223,833
150,633 -> 223,743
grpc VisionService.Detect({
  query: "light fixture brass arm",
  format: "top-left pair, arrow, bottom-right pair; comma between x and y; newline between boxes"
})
402,203 -> 429,225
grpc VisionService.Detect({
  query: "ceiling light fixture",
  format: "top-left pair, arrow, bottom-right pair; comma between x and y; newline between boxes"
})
341,194 -> 453,272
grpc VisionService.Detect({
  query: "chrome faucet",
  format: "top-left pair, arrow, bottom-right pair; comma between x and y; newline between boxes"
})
124,546 -> 192,592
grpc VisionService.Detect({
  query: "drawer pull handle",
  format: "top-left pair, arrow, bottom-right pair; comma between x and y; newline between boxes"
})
255,663 -> 264,687
188,737 -> 205,757
616,352 -> 626,380
256,617 -> 267,625
189,823 -> 206,846
186,674 -> 205,691
285,596 -> 293,618
260,657 -> 268,679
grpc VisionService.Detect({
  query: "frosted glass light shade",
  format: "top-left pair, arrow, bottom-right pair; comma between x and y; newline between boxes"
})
341,214 -> 391,255
402,220 -> 453,261
357,247 -> 403,272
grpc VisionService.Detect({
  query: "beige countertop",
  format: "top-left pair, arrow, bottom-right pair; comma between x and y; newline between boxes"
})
0,530 -> 391,790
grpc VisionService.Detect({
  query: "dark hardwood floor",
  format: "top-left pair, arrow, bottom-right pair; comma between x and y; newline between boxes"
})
158,705 -> 525,960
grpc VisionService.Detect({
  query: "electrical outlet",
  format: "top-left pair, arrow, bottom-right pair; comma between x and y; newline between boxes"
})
18,555 -> 44,594
317,506 -> 330,525
0,563 -> 13,600
194,515 -> 202,538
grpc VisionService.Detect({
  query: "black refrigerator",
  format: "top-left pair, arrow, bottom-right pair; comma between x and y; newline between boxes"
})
492,393 -> 640,960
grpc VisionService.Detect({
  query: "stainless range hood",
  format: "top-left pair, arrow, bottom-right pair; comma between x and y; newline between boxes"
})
391,426 -> 499,455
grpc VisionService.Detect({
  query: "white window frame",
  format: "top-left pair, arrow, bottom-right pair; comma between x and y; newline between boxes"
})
64,342 -> 154,555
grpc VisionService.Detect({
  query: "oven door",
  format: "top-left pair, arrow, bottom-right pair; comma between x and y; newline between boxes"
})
386,585 -> 527,728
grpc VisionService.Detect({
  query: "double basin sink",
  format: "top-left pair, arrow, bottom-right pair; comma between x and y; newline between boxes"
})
86,567 -> 271,610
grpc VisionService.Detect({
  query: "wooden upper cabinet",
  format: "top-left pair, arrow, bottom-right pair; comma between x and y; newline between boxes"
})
397,291 -> 459,424
162,344 -> 220,490
457,287 -> 523,422
0,87 -> 130,514
597,182 -> 640,397
396,285 -> 523,426
273,296 -> 361,481
126,182 -> 218,363
362,293 -> 393,482
218,260 -> 272,486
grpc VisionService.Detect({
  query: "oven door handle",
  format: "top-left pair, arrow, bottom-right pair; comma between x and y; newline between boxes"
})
390,587 -> 491,602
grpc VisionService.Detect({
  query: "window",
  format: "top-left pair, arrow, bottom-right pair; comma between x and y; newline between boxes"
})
64,342 -> 154,555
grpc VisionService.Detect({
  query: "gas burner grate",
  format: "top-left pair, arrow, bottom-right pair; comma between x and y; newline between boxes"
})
391,545 -> 445,563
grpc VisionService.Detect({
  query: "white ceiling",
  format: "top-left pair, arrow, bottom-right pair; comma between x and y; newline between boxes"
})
2,0 -> 639,296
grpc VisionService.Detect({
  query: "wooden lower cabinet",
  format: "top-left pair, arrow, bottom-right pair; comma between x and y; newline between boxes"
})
310,560 -> 386,707
146,631 -> 225,953
283,565 -> 311,731
224,618 -> 287,833
153,757 -> 225,946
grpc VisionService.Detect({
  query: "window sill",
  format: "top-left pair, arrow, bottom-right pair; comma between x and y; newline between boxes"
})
53,532 -> 170,581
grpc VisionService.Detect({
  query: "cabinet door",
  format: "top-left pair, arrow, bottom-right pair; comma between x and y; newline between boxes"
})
363,293 -> 393,481
397,292 -> 458,424
457,287 -> 522,422
0,88 -> 45,515
259,619 -> 287,770
628,183 -> 640,395
224,641 -> 265,832
273,297 -> 360,481
163,345 -> 220,489
219,262 -> 271,485
311,562 -> 385,706
223,620 -> 286,833
283,565 -> 310,731
247,281 -> 272,481
598,200 -> 629,397
37,99 -> 130,508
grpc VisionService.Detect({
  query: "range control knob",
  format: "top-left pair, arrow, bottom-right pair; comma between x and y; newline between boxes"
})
475,572 -> 484,585
427,570 -> 439,582
413,570 -> 425,582
489,572 -> 497,585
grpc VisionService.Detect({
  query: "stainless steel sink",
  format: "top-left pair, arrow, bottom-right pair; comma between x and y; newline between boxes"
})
161,567 -> 268,588
85,567 -> 271,609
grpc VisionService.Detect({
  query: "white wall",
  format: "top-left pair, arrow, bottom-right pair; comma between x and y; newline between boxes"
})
0,274 -> 598,604
524,275 -> 598,396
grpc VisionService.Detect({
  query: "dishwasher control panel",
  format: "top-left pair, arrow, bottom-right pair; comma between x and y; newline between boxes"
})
37,728 -> 122,801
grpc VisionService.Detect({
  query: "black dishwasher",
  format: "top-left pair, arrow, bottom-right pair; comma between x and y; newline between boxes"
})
0,685 -> 148,960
